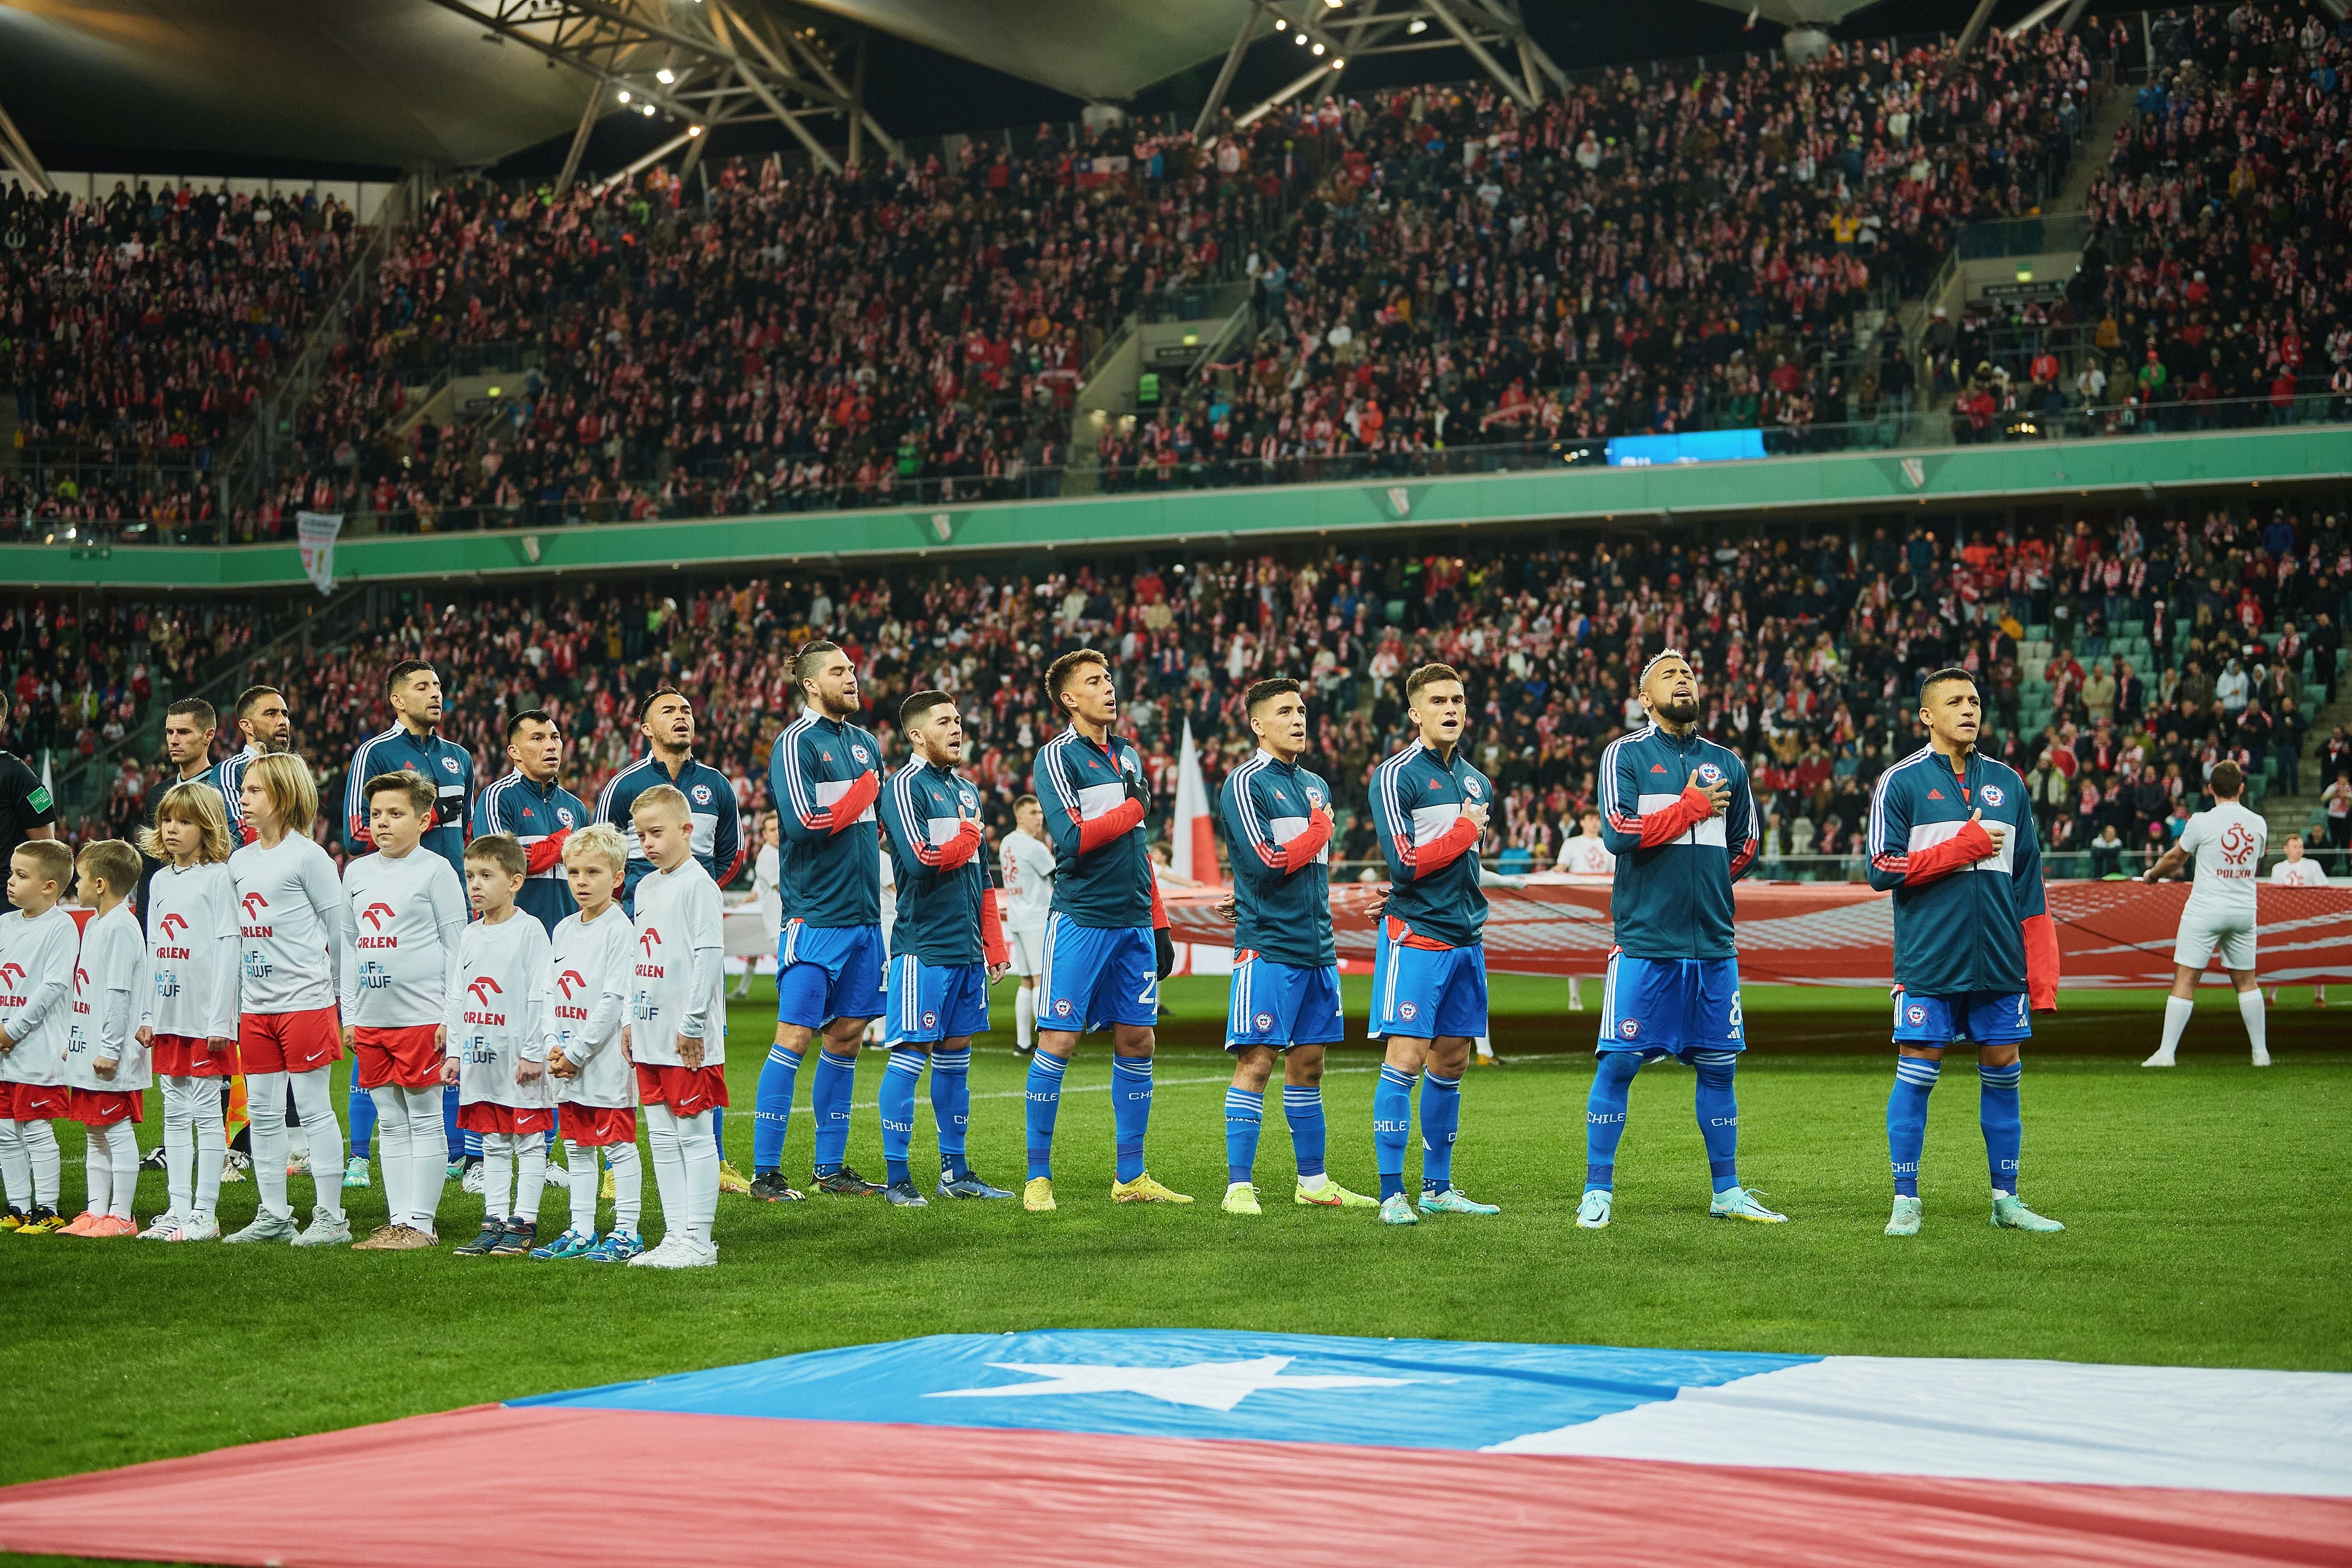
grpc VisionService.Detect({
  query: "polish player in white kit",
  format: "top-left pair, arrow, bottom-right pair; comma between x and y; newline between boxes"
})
2141,760 -> 2271,1068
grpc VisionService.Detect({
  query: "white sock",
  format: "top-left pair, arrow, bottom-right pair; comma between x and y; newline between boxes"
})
163,1076 -> 198,1215
482,1133 -> 514,1223
0,1118 -> 28,1210
288,1069 -> 343,1222
403,1086 -> 446,1232
644,1105 -> 685,1243
370,1086 -> 411,1234
1015,985 -> 1035,1048
24,1118 -> 59,1209
247,1071 -> 290,1219
1569,976 -> 1583,1011
2237,988 -> 2268,1058
84,1122 -> 116,1216
566,1139 -> 598,1235
680,1109 -> 718,1244
1474,1035 -> 1495,1059
2157,996 -> 2194,1060
109,1121 -> 138,1218
514,1131 -> 547,1225
609,1141 -> 643,1234
192,1081 -> 225,1219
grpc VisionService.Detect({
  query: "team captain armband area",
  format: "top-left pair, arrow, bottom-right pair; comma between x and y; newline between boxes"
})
0,1328 -> 2343,1567
1162,881 -> 2352,987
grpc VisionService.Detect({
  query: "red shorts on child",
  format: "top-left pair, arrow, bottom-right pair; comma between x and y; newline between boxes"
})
354,1025 -> 443,1090
559,1103 -> 637,1146
0,1082 -> 68,1120
68,1088 -> 143,1125
151,1034 -> 234,1077
634,1062 -> 729,1115
456,1102 -> 556,1136
238,1008 -> 342,1075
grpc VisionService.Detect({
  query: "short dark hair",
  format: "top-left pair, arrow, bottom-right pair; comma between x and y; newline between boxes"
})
1047,648 -> 1108,712
1014,793 -> 1040,811
634,683 -> 686,725
2210,758 -> 2243,798
232,684 -> 282,721
464,832 -> 529,880
506,708 -> 557,744
900,690 -> 956,727
365,771 -> 436,817
1919,666 -> 1977,703
165,697 -> 216,730
794,640 -> 844,694
1245,677 -> 1302,715
1405,662 -> 1462,703
386,658 -> 435,697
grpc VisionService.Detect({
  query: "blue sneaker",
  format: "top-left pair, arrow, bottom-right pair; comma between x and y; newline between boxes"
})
1418,1185 -> 1500,1215
936,1171 -> 1013,1200
530,1228 -> 600,1261
582,1231 -> 644,1263
883,1179 -> 929,1208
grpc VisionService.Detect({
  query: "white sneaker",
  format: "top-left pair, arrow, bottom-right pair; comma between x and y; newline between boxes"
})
460,1161 -> 486,1195
2140,1049 -> 2176,1068
2251,1045 -> 2272,1068
629,1235 -> 717,1269
543,1164 -> 570,1190
171,1214 -> 222,1242
292,1209 -> 353,1248
627,1235 -> 687,1269
222,1212 -> 299,1244
220,1151 -> 250,1184
136,1212 -> 186,1241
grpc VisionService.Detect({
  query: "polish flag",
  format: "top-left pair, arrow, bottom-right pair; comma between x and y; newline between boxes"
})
1171,720 -> 1218,887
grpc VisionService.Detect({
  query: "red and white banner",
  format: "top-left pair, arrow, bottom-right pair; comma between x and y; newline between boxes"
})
1164,878 -> 2352,987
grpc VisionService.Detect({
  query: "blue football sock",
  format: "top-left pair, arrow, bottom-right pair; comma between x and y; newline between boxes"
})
346,1081 -> 376,1161
441,1082 -> 465,1162
1373,1064 -> 1416,1201
752,1044 -> 802,1175
710,1106 -> 726,1161
1282,1084 -> 1327,1180
1024,1051 -> 1067,1181
1692,1051 -> 1742,1193
1979,1059 -> 2023,1196
1418,1071 -> 1462,1193
1887,1055 -> 1942,1198
1224,1086 -> 1264,1185
1584,1051 -> 1640,1191
1111,1055 -> 1153,1182
810,1049 -> 857,1175
879,1049 -> 923,1189
930,1047 -> 971,1179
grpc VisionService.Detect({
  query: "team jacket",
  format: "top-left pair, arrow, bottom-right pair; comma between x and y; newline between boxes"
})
346,726 -> 473,875
878,758 -> 1008,968
445,911 -> 556,1112
547,905 -> 634,1111
1866,746 -> 2058,1005
1369,740 -> 1492,950
65,902 -> 148,1092
0,904 -> 79,1085
337,849 -> 468,1028
595,751 -> 745,908
1219,750 -> 1337,969
1598,724 -> 1759,961
139,862 -> 240,1042
474,770 -> 590,932
212,746 -> 260,845
767,709 -> 882,928
1034,726 -> 1167,932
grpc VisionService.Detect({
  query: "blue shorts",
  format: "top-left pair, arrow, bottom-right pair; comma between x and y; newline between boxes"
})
883,954 -> 990,1045
1038,914 -> 1158,1033
1598,953 -> 1746,1059
776,920 -> 886,1030
1371,929 -> 1488,1040
1225,955 -> 1344,1052
1892,988 -> 2031,1047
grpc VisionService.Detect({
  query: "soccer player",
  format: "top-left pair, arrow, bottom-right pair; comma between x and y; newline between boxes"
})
538,824 -> 645,1262
228,753 -> 355,1246
135,697 -> 221,928
1025,647 -> 1186,1211
135,780 -> 239,1240
998,795 -> 1056,1055
1367,662 -> 1501,1226
627,784 -> 728,1268
213,684 -> 291,845
476,709 -> 589,935
0,838 -> 78,1233
876,691 -> 1016,1205
2269,836 -> 2329,1007
446,834 -> 558,1257
2141,758 -> 2271,1068
341,773 -> 469,1246
1867,668 -> 2063,1236
60,840 -> 149,1236
1582,651 -> 1782,1229
1216,678 -> 1374,1216
752,642 -> 886,1201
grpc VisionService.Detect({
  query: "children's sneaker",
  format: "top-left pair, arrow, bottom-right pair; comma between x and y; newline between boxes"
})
220,1151 -> 250,1184
460,1159 -> 486,1196
530,1228 -> 599,1261
936,1172 -> 1013,1200
716,1161 -> 753,1196
1418,1186 -> 1500,1215
91,1215 -> 139,1238
748,1171 -> 806,1203
1221,1182 -> 1262,1216
583,1231 -> 644,1263
169,1215 -> 222,1242
1576,1189 -> 1613,1229
354,1225 -> 435,1252
631,1235 -> 716,1269
1294,1175 -> 1377,1208
542,1163 -> 570,1191
489,1219 -> 537,1256
0,1205 -> 24,1231
1378,1192 -> 1419,1226
599,1164 -> 616,1201
285,1148 -> 311,1178
222,1212 -> 298,1244
16,1206 -> 67,1235
137,1212 -> 186,1241
1709,1186 -> 1788,1223
627,1235 -> 686,1268
342,1156 -> 373,1190
56,1211 -> 105,1237
452,1222 -> 507,1256
883,1179 -> 928,1208
141,1144 -> 169,1172
292,1209 -> 353,1248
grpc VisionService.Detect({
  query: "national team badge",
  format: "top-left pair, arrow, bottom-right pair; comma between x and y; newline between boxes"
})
923,1012 -> 938,1030
1054,999 -> 1073,1018
1399,1002 -> 1418,1022
441,757 -> 461,774
1980,784 -> 2004,807
1906,1005 -> 1927,1027
1464,781 -> 1482,799
691,784 -> 714,804
557,807 -> 576,826
853,745 -> 872,763
1619,1019 -> 1639,1039
1697,763 -> 1725,785
1255,1013 -> 1274,1032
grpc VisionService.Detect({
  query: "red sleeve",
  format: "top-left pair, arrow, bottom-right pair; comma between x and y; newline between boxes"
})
1149,874 -> 1168,931
2022,911 -> 2059,1012
1638,786 -> 1713,849
1076,796 -> 1145,854
1398,813 -> 1481,877
933,820 -> 985,871
1901,820 -> 1996,886
1276,808 -> 1334,872
523,828 -> 572,875
980,885 -> 1008,968
823,770 -> 880,837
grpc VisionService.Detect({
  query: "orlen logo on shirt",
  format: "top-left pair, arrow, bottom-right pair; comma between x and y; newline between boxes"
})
71,965 -> 91,1015
463,974 -> 505,1025
240,891 -> 272,937
636,927 -> 665,980
554,969 -> 590,1023
156,911 -> 192,961
356,901 -> 400,949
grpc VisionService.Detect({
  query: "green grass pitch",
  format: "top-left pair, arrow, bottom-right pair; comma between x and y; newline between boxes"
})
2,977 -> 2345,1565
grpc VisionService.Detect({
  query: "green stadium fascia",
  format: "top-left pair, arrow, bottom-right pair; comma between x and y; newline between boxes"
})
9,424 -> 2350,592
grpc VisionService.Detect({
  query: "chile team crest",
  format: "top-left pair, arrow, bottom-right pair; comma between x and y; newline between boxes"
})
691,784 -> 714,805
1980,783 -> 2004,808
1619,1019 -> 1640,1039
1697,763 -> 1725,785
1906,1004 -> 1927,1027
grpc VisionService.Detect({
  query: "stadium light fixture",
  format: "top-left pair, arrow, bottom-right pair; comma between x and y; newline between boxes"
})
687,125 -> 703,136
642,102 -> 657,115
617,89 -> 631,102
1312,42 -> 1325,54
1294,31 -> 1307,44
656,67 -> 676,83
1407,17 -> 1428,32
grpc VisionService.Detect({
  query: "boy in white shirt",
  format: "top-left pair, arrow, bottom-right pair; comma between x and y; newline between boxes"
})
0,839 -> 82,1233
2266,835 -> 2330,1007
536,824 -> 644,1262
445,834 -> 557,1256
136,780 -> 241,1241
343,773 -> 470,1251
627,784 -> 726,1269
227,753 -> 355,1246
61,840 -> 151,1236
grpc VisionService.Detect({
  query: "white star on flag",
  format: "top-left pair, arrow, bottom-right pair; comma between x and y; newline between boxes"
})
926,1356 -> 1415,1413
